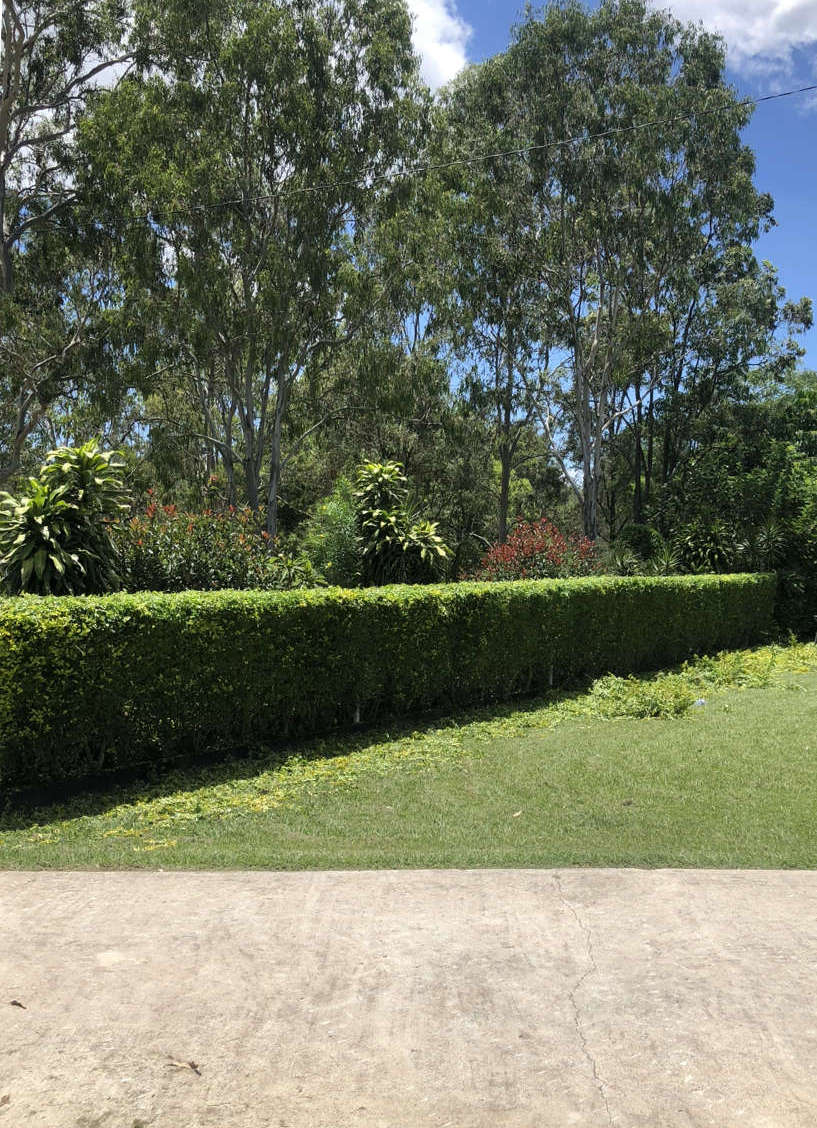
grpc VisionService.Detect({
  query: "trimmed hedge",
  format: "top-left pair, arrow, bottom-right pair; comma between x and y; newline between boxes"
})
0,573 -> 775,788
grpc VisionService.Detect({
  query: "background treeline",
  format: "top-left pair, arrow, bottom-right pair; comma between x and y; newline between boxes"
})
1,0 -> 815,608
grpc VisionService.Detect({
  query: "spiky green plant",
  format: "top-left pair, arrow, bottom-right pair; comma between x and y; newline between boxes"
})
0,442 -> 130,595
736,519 -> 787,572
645,538 -> 681,576
354,461 -> 450,585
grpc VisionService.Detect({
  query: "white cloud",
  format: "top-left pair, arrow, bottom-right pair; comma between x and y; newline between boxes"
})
406,0 -> 472,88
661,1 -> 817,74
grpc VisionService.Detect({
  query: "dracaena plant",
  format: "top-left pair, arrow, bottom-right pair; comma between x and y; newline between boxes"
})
0,442 -> 130,595
353,461 -> 451,585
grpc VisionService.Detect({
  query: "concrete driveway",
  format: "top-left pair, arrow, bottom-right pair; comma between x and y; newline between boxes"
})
2,868 -> 817,1127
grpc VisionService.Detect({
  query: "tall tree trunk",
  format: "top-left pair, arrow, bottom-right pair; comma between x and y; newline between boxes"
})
224,456 -> 237,508
243,448 -> 259,510
265,378 -> 290,540
497,444 -> 512,543
645,385 -> 655,505
0,236 -> 12,294
633,390 -> 643,524
576,361 -> 599,540
232,339 -> 261,510
582,472 -> 598,541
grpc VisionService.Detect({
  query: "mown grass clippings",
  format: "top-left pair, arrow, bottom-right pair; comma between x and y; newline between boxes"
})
1,641 -> 815,869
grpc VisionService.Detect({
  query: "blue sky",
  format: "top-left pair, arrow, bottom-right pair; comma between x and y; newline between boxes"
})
406,0 -> 817,368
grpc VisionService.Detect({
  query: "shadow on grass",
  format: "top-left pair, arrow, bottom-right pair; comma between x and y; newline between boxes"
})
0,682 -> 592,833
7,637 -> 797,835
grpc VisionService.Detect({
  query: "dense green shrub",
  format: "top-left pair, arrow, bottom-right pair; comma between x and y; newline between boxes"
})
605,535 -> 681,577
773,482 -> 817,636
645,539 -> 682,576
617,523 -> 663,562
0,573 -> 775,788
0,443 -> 130,595
604,543 -> 643,577
300,477 -> 362,587
674,519 -> 735,573
299,463 -> 451,587
118,502 -> 320,591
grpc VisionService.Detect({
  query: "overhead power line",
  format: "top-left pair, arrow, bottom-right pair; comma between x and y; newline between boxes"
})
10,80 -> 817,222
177,80 -> 817,214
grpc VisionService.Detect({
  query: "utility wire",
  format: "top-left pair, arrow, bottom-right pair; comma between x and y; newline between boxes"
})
9,79 -> 817,222
179,80 -> 817,214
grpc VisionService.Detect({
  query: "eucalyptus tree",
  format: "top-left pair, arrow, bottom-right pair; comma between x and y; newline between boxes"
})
435,63 -> 555,543
519,0 -> 800,538
82,0 -> 425,536
439,0 -> 809,540
0,0 -> 136,482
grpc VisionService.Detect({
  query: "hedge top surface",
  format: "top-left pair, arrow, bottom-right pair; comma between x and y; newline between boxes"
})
0,571 -> 775,616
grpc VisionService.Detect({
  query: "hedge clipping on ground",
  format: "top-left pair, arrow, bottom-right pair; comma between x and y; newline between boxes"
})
0,574 -> 775,788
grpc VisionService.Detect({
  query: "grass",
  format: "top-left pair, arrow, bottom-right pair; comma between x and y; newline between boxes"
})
2,641 -> 817,870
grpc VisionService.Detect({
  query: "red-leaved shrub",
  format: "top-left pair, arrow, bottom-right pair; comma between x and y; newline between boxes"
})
473,518 -> 600,581
117,501 -> 320,591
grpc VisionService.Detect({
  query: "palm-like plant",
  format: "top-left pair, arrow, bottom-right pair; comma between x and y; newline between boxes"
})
736,519 -> 787,572
0,480 -> 82,594
607,545 -> 643,576
0,442 -> 130,595
674,519 -> 735,573
354,461 -> 450,585
645,538 -> 681,576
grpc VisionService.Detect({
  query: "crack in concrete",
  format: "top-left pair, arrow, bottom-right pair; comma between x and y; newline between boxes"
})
553,873 -> 614,1127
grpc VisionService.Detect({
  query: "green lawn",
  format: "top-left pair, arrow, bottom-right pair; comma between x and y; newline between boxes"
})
2,642 -> 817,870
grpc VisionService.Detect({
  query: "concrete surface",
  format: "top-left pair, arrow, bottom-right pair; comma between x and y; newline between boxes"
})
2,869 -> 817,1127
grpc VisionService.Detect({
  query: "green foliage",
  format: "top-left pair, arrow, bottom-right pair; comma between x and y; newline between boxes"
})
0,573 -> 776,788
0,0 -> 136,483
604,545 -> 643,577
0,442 -> 129,595
609,390 -> 817,629
77,0 -> 424,535
605,535 -> 680,577
736,519 -> 787,571
354,461 -> 408,515
403,518 -> 452,578
644,540 -> 682,577
672,514 -> 798,585
0,482 -> 81,595
774,466 -> 817,635
5,642 -> 813,864
587,674 -> 696,718
300,465 -> 452,587
433,0 -> 808,541
118,502 -> 320,591
618,524 -> 662,561
354,461 -> 451,585
264,553 -> 324,592
301,478 -> 362,587
674,519 -> 735,573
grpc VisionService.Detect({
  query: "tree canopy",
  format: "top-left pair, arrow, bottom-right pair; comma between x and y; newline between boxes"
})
0,0 -> 813,582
